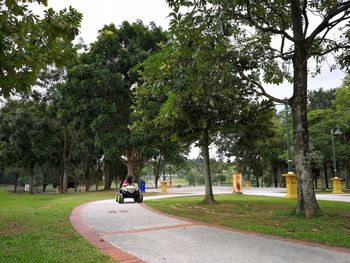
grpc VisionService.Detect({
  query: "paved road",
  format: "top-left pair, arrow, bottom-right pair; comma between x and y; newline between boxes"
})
148,186 -> 350,202
77,187 -> 350,263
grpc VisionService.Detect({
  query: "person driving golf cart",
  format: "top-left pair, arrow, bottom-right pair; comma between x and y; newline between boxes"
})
122,176 -> 133,186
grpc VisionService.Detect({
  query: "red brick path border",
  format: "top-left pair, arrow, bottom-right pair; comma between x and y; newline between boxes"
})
69,203 -> 146,263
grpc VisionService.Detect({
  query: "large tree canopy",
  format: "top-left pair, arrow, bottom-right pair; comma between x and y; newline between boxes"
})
0,0 -> 82,96
65,21 -> 168,184
134,12 -> 275,203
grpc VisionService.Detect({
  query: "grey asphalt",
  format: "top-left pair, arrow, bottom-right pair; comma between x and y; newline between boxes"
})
80,187 -> 350,263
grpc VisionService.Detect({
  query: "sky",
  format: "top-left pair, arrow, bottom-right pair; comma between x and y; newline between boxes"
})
31,0 -> 347,100
32,0 -> 347,158
31,0 -> 171,44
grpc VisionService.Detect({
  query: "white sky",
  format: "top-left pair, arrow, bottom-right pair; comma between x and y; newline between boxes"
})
32,0 -> 171,44
34,0 -> 346,158
32,0 -> 346,100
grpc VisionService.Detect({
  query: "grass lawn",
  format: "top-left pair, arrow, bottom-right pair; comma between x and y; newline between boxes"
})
0,189 -> 119,263
146,194 -> 350,248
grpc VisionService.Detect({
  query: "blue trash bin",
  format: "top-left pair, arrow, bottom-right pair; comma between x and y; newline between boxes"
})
140,180 -> 146,193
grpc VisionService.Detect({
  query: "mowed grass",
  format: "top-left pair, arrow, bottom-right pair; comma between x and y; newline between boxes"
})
146,194 -> 350,248
0,189 -> 119,263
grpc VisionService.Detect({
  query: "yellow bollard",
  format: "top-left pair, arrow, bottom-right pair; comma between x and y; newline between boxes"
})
233,173 -> 243,194
245,181 -> 251,188
161,181 -> 167,193
169,179 -> 173,188
331,177 -> 344,194
282,172 -> 297,199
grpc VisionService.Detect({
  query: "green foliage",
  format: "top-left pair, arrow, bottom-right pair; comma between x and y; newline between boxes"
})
308,88 -> 336,112
64,21 -> 168,181
0,89 -> 63,187
308,77 -> 350,163
0,0 -> 82,96
216,100 -> 277,177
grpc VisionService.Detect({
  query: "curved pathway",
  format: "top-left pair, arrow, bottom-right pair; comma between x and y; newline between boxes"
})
70,187 -> 350,263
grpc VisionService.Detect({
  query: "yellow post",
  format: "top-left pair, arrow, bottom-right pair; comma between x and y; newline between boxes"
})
245,181 -> 251,188
232,172 -> 243,194
282,172 -> 297,199
331,177 -> 344,194
169,179 -> 173,188
161,181 -> 167,193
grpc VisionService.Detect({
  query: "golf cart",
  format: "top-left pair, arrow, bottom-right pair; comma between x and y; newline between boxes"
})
116,184 -> 143,204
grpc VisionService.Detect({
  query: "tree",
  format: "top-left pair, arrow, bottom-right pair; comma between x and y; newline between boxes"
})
0,102 -> 24,192
29,92 -> 62,193
65,21 -> 168,185
0,0 -> 82,96
308,78 -> 350,190
0,98 -> 43,193
331,76 -> 350,189
166,0 -> 350,218
216,101 -> 276,186
135,13 -> 269,203
308,88 -> 336,111
262,115 -> 289,187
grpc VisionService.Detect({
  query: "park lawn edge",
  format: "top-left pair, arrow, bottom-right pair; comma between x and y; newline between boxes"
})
0,189 -> 119,263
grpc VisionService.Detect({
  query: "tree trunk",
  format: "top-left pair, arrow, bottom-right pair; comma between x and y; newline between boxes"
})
105,158 -> 117,190
324,162 -> 329,189
14,172 -> 19,193
345,160 -> 350,189
103,160 -> 111,190
95,175 -> 98,191
85,178 -> 90,192
123,148 -> 141,180
291,68 -> 320,217
62,160 -> 69,193
290,4 -> 320,217
278,167 -> 284,188
81,161 -> 90,192
42,166 -> 48,193
74,170 -> 77,192
103,173 -> 111,191
154,175 -> 158,189
127,159 -> 134,178
62,119 -> 76,193
62,124 -> 70,193
154,157 -> 161,189
95,163 -> 101,192
103,170 -> 110,190
320,167 -> 325,190
29,165 -> 34,194
272,166 -> 278,188
200,128 -> 215,204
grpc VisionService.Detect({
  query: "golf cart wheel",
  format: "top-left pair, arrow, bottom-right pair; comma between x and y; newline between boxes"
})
138,193 -> 143,203
118,193 -> 124,204
134,194 -> 139,203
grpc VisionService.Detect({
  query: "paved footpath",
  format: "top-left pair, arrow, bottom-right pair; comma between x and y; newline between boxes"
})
70,187 -> 350,263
